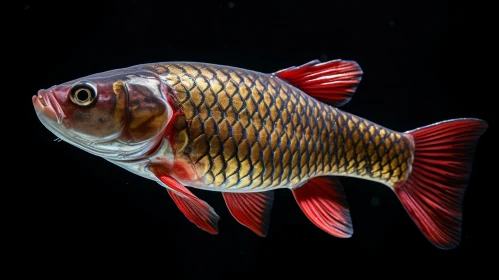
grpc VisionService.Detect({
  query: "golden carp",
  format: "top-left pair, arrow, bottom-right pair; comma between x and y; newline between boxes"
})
33,59 -> 487,249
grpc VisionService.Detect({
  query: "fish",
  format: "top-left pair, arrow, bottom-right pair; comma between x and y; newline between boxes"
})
32,59 -> 487,249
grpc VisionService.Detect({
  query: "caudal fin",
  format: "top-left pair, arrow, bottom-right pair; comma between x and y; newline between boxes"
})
395,118 -> 487,249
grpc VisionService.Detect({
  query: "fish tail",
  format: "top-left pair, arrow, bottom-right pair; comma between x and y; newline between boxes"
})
394,118 -> 487,249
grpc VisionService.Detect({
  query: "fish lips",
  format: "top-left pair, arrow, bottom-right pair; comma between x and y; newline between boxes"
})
32,89 -> 65,125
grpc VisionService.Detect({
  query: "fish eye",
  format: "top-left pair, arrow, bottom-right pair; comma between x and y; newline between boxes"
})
70,81 -> 98,106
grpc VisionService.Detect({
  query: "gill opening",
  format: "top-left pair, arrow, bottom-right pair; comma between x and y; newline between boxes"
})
142,93 -> 177,158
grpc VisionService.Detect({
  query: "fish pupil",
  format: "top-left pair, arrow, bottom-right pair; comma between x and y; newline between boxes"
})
76,89 -> 89,102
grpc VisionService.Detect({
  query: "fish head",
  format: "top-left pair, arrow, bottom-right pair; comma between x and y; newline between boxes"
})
32,68 -> 173,160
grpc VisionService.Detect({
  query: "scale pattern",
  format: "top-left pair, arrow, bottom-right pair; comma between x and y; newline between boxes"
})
144,63 -> 414,190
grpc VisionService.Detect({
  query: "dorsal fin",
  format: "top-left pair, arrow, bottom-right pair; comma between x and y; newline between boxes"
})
273,59 -> 363,107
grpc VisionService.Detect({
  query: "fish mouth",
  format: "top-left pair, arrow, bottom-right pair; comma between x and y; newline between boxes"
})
32,89 -> 65,124
32,90 -> 100,156
32,89 -> 74,147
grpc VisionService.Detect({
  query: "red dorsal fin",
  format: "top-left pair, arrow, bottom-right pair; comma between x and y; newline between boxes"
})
396,118 -> 487,249
273,59 -> 363,107
222,191 -> 274,237
149,165 -> 220,234
292,177 -> 353,238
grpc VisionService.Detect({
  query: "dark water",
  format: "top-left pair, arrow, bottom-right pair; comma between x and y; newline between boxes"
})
22,0 -> 492,277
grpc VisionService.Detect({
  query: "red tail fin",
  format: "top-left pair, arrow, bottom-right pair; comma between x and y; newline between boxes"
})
395,118 -> 487,249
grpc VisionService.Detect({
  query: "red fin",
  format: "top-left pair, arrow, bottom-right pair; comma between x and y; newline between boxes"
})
149,165 -> 220,234
292,177 -> 353,238
396,118 -> 488,249
274,59 -> 363,107
222,191 -> 274,237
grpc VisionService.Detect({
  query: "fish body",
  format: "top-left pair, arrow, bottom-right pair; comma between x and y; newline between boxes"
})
152,62 -> 413,192
33,59 -> 487,249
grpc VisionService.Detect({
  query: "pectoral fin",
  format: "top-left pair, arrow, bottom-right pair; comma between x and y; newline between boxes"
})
149,164 -> 220,234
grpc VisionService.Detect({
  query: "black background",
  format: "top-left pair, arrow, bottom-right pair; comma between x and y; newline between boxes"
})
21,0 -> 493,277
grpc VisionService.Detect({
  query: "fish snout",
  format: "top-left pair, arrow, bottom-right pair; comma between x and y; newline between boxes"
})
32,89 -> 62,124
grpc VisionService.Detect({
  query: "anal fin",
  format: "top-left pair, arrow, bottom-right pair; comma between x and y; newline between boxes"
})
292,177 -> 353,238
